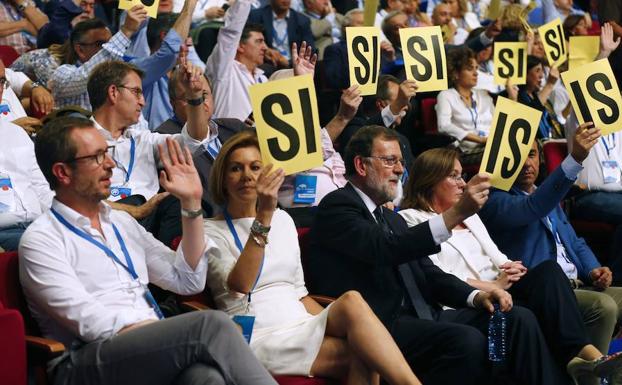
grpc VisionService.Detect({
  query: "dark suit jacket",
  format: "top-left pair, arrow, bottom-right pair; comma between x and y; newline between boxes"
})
248,6 -> 315,57
193,118 -> 253,216
308,183 -> 477,326
323,40 -> 348,90
479,165 -> 601,283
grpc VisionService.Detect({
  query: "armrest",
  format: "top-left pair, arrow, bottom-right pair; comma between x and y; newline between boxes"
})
180,300 -> 211,312
309,294 -> 335,307
25,335 -> 65,356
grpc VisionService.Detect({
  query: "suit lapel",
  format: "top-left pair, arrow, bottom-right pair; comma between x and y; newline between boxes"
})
264,8 -> 274,45
344,183 -> 376,223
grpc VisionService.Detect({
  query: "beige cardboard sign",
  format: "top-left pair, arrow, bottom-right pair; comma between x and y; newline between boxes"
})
399,26 -> 448,92
346,27 -> 381,95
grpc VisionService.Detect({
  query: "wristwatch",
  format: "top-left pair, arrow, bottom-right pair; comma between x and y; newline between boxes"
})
186,95 -> 205,106
30,81 -> 42,90
180,207 -> 203,218
16,2 -> 26,13
250,219 -> 271,238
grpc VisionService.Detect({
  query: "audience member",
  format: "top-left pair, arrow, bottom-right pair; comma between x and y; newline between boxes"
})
37,0 -> 95,49
19,116 -> 278,385
49,8 -> 147,110
302,0 -> 343,59
308,124 -> 567,385
248,0 -> 315,63
0,118 -> 53,251
375,0 -> 403,42
432,3 -> 462,44
322,8 -> 363,90
437,47 -> 494,165
204,130 -> 423,384
401,0 -> 430,27
479,125 -> 622,385
442,0 -> 480,44
11,39 -> 70,87
400,147 -> 622,384
86,60 -> 209,245
0,0 -> 49,54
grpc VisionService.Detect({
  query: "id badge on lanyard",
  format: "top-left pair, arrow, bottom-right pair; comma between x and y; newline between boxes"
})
110,137 -> 136,199
293,174 -> 317,204
601,160 -> 621,184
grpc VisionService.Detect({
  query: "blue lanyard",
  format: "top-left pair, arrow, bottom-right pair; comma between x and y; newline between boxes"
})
114,137 -> 135,184
601,134 -> 616,158
50,208 -> 164,319
223,209 -> 264,303
468,100 -> 478,131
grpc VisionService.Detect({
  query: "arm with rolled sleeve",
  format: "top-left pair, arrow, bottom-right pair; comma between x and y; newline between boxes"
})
50,31 -> 130,100
130,29 -> 181,88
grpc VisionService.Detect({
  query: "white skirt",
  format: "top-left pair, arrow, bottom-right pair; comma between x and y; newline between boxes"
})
250,305 -> 331,376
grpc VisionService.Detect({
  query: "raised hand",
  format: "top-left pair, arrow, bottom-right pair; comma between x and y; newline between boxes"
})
121,5 -> 148,38
455,173 -> 491,218
571,121 -> 600,163
180,56 -> 204,99
292,41 -> 317,77
336,85 -> 362,122
256,164 -> 285,217
599,23 -> 621,58
158,137 -> 202,208
391,79 -> 418,114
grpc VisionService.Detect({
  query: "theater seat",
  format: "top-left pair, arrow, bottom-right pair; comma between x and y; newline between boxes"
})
0,46 -> 20,67
0,301 -> 26,385
420,98 -> 438,135
541,139 -> 567,176
0,251 -> 65,385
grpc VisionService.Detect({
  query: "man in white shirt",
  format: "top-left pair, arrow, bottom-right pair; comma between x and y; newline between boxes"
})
0,120 -> 53,251
87,60 -> 211,246
19,116 -> 277,385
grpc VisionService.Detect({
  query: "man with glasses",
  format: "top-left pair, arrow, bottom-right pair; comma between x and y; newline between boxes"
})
36,0 -> 96,48
87,60 -> 210,246
308,124 -> 570,385
18,116 -> 278,385
49,5 -> 147,109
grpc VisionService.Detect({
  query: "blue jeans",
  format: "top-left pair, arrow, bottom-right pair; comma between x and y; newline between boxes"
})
0,223 -> 29,251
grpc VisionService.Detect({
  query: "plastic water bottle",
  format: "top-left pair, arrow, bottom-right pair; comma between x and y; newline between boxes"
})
488,304 -> 507,362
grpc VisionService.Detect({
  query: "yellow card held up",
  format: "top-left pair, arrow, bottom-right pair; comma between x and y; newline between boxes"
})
479,97 -> 541,191
562,59 -> 622,136
537,18 -> 567,68
346,27 -> 381,96
119,0 -> 159,19
569,36 -> 600,71
493,42 -> 528,86
364,0 -> 379,27
400,26 -> 448,93
249,74 -> 323,176
487,0 -> 501,20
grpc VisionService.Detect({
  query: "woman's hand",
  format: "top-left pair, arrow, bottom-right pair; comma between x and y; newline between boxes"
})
256,164 -> 285,221
493,272 -> 513,290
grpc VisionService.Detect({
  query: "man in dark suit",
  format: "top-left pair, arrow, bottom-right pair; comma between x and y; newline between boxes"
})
248,0 -> 315,63
479,125 -> 622,383
308,124 -> 567,385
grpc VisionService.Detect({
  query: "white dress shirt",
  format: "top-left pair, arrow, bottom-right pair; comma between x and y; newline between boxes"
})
92,118 -> 211,201
0,121 -> 53,228
0,68 -> 29,122
206,0 -> 268,122
19,199 -> 212,347
436,88 -> 494,154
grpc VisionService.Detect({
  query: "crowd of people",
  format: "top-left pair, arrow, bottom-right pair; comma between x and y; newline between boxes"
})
2,0 -> 622,384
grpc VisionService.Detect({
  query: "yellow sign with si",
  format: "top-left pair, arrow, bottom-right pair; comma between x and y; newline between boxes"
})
119,0 -> 159,19
562,59 -> 622,136
399,26 -> 448,93
479,97 -> 542,191
346,27 -> 381,96
363,0 -> 379,26
249,74 -> 323,176
568,36 -> 600,71
493,42 -> 528,86
537,18 -> 567,68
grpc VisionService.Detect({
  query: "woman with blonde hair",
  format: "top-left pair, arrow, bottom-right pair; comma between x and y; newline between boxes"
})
203,131 -> 422,385
399,148 -> 622,384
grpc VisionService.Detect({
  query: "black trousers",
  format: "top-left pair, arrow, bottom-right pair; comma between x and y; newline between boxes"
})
509,259 -> 590,365
390,304 -> 570,385
118,194 -> 181,248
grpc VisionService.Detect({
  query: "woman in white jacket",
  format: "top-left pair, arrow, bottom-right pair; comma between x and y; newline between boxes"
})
398,148 -> 622,384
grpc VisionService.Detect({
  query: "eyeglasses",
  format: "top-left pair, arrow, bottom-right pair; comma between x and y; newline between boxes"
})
448,172 -> 467,183
117,85 -> 144,99
0,77 -> 10,90
77,40 -> 107,48
67,146 -> 115,165
366,155 -> 405,168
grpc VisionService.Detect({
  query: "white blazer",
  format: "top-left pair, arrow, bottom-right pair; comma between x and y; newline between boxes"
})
398,209 -> 511,282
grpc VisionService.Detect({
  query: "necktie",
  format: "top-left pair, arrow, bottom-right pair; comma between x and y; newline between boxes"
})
374,206 -> 434,320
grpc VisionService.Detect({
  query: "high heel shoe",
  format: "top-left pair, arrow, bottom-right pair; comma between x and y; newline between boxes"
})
567,352 -> 622,384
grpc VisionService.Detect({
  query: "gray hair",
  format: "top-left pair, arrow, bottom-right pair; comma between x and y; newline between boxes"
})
381,10 -> 406,40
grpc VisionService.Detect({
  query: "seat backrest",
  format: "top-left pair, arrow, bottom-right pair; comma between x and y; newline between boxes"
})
0,46 -> 20,67
0,251 -> 39,335
0,301 -> 27,385
542,139 -> 568,176
421,98 -> 438,135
